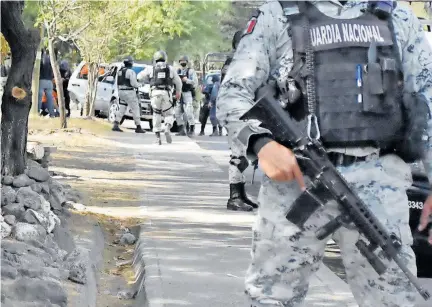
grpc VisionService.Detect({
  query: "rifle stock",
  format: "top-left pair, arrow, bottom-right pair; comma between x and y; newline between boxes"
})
239,84 -> 430,300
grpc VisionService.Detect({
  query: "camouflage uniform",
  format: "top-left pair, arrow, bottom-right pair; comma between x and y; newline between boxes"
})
175,67 -> 199,131
216,1 -> 432,306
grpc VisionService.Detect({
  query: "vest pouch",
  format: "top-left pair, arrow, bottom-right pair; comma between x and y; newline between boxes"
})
379,57 -> 398,108
394,93 -> 430,163
362,63 -> 385,114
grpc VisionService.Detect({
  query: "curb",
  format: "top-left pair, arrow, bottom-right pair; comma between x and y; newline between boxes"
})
132,223 -> 164,307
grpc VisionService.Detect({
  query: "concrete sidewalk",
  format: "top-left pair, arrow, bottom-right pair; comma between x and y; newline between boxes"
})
122,132 -> 358,307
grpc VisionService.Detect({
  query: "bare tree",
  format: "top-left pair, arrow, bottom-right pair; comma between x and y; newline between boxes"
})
1,1 -> 40,176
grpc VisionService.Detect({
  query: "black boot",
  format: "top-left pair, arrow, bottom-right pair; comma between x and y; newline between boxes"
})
155,131 -> 162,145
176,125 -> 187,136
239,182 -> 258,209
210,126 -> 218,137
188,125 -> 195,136
112,121 -> 123,132
218,125 -> 223,136
199,125 -> 205,136
135,125 -> 146,133
227,183 -> 253,212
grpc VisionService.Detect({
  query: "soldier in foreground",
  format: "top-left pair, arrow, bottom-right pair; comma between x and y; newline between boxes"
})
112,56 -> 145,133
139,51 -> 182,145
222,31 -> 259,212
217,1 -> 432,306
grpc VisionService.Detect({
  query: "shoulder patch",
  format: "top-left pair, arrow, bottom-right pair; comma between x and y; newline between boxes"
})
243,9 -> 262,36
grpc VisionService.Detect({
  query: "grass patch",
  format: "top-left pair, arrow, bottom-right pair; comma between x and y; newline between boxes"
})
28,115 -> 112,135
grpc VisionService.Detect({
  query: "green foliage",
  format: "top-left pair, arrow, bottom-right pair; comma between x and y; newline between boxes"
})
22,0 -> 41,29
33,0 -> 236,67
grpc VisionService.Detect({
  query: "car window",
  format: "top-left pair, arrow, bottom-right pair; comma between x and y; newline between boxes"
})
132,66 -> 145,75
78,64 -> 106,80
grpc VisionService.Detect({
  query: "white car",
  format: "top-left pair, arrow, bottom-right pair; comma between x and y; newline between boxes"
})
68,61 -> 153,128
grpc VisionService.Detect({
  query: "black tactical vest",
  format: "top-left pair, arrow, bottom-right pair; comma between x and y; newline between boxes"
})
117,67 -> 132,88
287,2 -> 407,151
151,63 -> 171,88
178,68 -> 193,92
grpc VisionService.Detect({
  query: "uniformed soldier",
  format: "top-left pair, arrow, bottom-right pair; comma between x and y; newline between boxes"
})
222,30 -> 259,212
217,1 -> 432,306
175,55 -> 199,136
138,51 -> 182,145
112,56 -> 145,133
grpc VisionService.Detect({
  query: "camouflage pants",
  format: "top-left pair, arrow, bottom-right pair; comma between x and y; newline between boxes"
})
116,89 -> 141,126
246,154 -> 418,307
150,90 -> 174,133
228,133 -> 245,184
174,91 -> 195,126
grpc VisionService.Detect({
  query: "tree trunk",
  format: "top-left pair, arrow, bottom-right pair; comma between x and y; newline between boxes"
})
84,62 -> 98,117
47,37 -> 67,128
31,26 -> 44,116
1,1 -> 40,177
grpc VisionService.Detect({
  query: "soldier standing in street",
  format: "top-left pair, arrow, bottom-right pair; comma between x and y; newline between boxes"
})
217,1 -> 432,306
175,55 -> 199,136
139,51 -> 182,145
112,56 -> 145,133
222,30 -> 259,212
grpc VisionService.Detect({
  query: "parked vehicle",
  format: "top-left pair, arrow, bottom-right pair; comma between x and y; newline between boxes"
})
408,164 -> 432,278
67,61 -> 154,128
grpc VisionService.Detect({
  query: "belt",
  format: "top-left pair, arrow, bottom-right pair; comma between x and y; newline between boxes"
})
327,151 -> 380,167
119,87 -> 134,91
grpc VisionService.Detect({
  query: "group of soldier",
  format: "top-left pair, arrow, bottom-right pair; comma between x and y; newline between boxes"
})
110,46 -> 258,212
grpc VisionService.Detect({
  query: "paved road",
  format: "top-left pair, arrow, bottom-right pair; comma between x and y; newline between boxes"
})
115,120 -> 431,307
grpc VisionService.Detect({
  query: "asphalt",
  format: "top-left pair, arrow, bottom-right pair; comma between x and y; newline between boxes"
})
114,121 -> 431,307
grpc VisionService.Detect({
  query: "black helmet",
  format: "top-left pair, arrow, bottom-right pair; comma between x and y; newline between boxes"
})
123,56 -> 134,67
232,31 -> 242,50
153,50 -> 167,63
179,55 -> 189,63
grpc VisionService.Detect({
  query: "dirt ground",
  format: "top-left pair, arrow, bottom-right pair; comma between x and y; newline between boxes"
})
28,116 -> 145,307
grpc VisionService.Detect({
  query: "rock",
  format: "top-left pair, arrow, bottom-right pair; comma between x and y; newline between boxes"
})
30,183 -> 42,193
2,203 -> 25,218
26,209 -> 58,233
21,210 -> 38,224
12,174 -> 33,188
6,277 -> 68,307
27,164 -> 50,182
4,215 -> 16,226
53,225 -> 76,253
1,261 -> 18,279
117,289 -> 136,300
40,181 -> 50,194
1,186 -> 16,206
120,233 -> 136,245
63,201 -> 86,212
43,267 -> 69,281
64,249 -> 88,285
64,189 -> 83,203
14,222 -> 47,242
2,176 -> 13,185
1,221 -> 12,238
16,187 -> 43,210
48,180 -> 66,210
40,198 -> 51,213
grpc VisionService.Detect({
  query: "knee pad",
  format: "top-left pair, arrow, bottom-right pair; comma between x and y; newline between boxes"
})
229,156 -> 249,173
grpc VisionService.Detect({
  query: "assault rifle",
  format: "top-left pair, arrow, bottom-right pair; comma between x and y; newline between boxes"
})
239,85 -> 431,301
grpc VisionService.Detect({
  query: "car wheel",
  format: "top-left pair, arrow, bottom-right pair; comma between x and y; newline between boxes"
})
94,110 -> 101,117
108,99 -> 119,123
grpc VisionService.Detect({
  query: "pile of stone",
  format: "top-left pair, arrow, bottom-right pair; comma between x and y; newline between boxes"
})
1,159 -> 86,307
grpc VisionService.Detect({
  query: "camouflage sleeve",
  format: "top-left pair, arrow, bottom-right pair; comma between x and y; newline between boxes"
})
170,66 -> 182,95
126,69 -> 140,88
186,68 -> 198,87
393,6 -> 432,179
137,66 -> 151,84
216,0 -> 283,158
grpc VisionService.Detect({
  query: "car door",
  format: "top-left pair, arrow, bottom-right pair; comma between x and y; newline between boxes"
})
96,65 -> 117,114
67,61 -> 89,105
